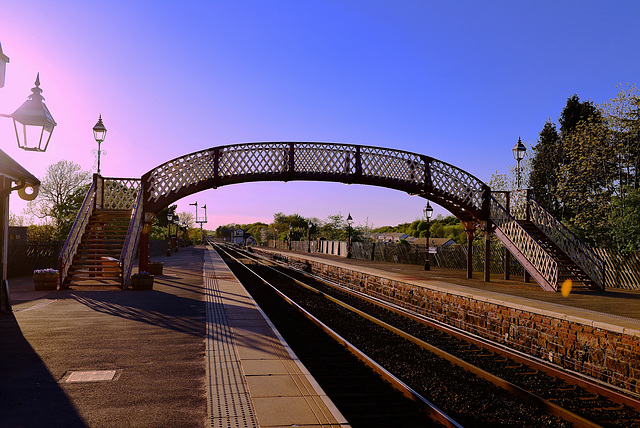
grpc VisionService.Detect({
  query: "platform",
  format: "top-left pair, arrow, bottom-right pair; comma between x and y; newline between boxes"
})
255,247 -> 640,334
204,247 -> 348,427
1,246 -> 348,427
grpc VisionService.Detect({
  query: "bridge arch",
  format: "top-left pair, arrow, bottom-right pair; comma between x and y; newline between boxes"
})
135,142 -> 492,279
141,142 -> 490,222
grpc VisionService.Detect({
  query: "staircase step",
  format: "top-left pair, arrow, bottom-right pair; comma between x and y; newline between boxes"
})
63,207 -> 134,288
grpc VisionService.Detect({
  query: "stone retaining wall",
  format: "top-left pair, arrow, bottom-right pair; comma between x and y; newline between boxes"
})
253,248 -> 640,394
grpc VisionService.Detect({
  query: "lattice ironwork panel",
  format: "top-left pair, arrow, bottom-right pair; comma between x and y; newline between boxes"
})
430,160 -> 485,212
491,197 -> 558,289
508,189 -> 529,219
360,146 -> 425,186
295,143 -> 356,174
103,178 -> 141,210
528,198 -> 604,288
146,150 -> 215,203
219,143 -> 288,177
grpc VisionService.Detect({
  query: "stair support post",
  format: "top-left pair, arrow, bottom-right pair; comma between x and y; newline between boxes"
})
503,192 -> 511,280
463,221 -> 475,279
138,213 -> 153,274
484,221 -> 491,282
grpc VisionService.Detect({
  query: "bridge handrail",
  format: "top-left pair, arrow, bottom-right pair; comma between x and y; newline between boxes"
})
59,180 -> 96,288
526,195 -> 605,290
143,142 -> 490,220
490,195 -> 559,290
119,186 -> 143,289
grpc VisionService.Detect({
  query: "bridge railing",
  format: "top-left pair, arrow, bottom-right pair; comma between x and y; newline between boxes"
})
96,176 -> 141,210
119,187 -> 143,289
511,190 -> 605,290
143,142 -> 490,221
490,195 -> 559,291
59,180 -> 96,288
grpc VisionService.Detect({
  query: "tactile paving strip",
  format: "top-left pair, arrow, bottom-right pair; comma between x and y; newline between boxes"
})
204,251 -> 258,428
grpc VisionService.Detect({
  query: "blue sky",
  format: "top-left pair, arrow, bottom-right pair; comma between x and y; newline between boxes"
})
1,1 -> 639,229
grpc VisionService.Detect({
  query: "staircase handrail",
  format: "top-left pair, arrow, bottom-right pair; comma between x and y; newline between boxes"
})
526,196 -> 605,290
490,195 -> 559,291
119,187 -> 143,289
59,180 -> 96,288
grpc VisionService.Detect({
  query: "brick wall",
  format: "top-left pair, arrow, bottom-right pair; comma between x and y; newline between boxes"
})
253,248 -> 640,394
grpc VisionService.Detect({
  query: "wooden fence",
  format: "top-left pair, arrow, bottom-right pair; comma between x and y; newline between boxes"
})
595,249 -> 640,290
7,241 -> 63,278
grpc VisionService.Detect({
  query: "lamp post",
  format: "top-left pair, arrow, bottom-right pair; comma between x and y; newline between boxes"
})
274,227 -> 278,248
346,213 -> 353,259
288,224 -> 292,251
1,43 -> 57,312
92,115 -> 107,175
512,136 -> 527,190
166,211 -> 173,256
423,201 -> 433,271
307,220 -> 312,253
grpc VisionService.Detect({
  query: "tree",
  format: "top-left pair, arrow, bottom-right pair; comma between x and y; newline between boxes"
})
529,120 -> 561,217
556,116 -> 615,246
528,95 -> 602,221
319,213 -> 345,241
27,224 -> 56,241
24,161 -> 91,240
177,211 -> 195,228
149,205 -> 177,240
610,187 -> 640,252
9,213 -> 26,226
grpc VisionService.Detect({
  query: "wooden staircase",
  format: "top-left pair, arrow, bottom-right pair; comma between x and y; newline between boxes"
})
516,220 -> 597,289
64,210 -> 131,287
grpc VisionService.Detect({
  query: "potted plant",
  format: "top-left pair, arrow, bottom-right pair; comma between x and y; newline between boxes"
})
33,268 -> 59,291
148,261 -> 163,275
130,271 -> 154,290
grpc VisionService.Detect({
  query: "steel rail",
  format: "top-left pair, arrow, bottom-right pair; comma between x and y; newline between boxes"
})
230,245 -> 609,428
220,242 -> 640,410
244,247 -> 640,409
213,243 -> 462,428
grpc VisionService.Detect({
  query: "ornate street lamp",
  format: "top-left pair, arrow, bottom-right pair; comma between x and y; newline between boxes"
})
274,227 -> 278,248
288,223 -> 292,250
423,201 -> 433,271
512,136 -> 527,190
1,74 -> 57,152
1,45 -> 57,312
346,213 -> 353,259
307,220 -> 312,253
166,211 -> 173,256
92,115 -> 107,175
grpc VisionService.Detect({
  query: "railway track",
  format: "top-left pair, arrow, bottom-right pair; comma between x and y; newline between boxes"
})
214,243 -> 640,427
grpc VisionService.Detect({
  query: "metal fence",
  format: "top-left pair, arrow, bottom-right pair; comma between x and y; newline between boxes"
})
7,241 -> 63,278
267,240 -> 526,276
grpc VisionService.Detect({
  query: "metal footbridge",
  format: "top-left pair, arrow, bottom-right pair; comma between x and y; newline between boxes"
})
58,142 -> 604,292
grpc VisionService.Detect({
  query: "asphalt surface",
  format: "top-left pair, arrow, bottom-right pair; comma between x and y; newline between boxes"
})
0,247 -> 207,428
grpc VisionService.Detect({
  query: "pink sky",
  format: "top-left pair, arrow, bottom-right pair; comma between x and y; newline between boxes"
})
2,1 -> 639,229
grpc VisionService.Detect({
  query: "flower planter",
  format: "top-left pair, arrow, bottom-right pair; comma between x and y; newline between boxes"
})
34,273 -> 59,291
131,274 -> 154,290
148,262 -> 163,275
